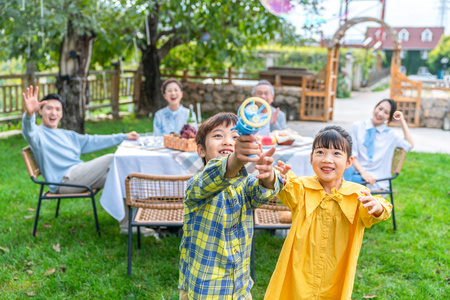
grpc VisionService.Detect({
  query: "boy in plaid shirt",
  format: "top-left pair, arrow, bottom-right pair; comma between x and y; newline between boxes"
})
178,112 -> 283,299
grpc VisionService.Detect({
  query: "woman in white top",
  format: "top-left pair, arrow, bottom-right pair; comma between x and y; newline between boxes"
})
344,99 -> 414,190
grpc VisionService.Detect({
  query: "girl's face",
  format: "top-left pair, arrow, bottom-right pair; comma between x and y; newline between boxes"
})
311,146 -> 353,189
163,82 -> 183,109
197,123 -> 239,163
372,101 -> 392,126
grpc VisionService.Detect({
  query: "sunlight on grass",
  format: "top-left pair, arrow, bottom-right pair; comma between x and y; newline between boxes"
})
0,119 -> 448,299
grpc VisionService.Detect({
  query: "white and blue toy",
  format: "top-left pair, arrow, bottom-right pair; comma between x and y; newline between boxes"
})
232,97 -> 272,135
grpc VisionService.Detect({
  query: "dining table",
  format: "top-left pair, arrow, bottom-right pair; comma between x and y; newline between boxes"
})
99,136 -> 315,221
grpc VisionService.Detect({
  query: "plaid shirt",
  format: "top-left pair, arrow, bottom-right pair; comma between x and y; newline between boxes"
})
179,156 -> 283,299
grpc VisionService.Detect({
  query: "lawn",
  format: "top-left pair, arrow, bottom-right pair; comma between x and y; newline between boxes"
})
0,117 -> 449,299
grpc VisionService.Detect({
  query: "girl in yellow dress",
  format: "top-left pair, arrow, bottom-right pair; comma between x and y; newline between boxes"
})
264,125 -> 392,300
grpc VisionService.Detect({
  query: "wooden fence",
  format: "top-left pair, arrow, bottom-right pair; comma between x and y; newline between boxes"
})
0,67 -> 262,123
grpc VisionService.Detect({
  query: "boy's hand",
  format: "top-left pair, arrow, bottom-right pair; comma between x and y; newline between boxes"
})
358,190 -> 384,217
23,85 -> 46,117
255,146 -> 276,189
274,160 -> 292,185
234,135 -> 262,164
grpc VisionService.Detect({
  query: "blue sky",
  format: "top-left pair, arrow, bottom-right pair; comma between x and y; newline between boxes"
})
294,0 -> 447,41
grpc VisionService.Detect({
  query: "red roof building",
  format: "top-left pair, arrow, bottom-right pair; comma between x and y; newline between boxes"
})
365,27 -> 444,50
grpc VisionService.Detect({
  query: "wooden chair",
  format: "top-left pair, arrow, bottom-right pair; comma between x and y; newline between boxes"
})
22,146 -> 101,237
124,172 -> 192,277
359,147 -> 407,231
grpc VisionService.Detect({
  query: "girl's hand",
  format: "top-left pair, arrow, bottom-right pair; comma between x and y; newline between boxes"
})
393,111 -> 403,121
358,190 -> 384,217
274,160 -> 291,175
361,172 -> 376,185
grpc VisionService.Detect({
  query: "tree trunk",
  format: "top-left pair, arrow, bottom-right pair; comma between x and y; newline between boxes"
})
57,21 -> 95,134
139,45 -> 164,115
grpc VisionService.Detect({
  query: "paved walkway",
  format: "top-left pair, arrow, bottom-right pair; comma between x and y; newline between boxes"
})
287,89 -> 450,154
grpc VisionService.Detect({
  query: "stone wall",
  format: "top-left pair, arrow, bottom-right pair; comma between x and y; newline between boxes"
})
181,82 -> 302,120
420,96 -> 450,129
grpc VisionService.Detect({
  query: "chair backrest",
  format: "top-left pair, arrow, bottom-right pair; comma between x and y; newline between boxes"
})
125,173 -> 192,209
258,196 -> 290,211
391,147 -> 407,175
22,146 -> 41,178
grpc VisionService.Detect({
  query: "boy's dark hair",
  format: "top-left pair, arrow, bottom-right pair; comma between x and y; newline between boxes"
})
41,94 -> 65,110
312,125 -> 353,157
375,98 -> 397,122
196,112 -> 238,165
161,78 -> 183,94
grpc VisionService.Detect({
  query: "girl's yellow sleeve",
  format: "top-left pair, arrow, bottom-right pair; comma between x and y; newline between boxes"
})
277,171 -> 305,212
359,191 -> 392,228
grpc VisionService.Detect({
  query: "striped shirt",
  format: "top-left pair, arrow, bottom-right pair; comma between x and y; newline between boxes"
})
179,156 -> 283,299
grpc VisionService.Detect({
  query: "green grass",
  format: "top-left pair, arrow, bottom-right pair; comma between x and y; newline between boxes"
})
1,118 -> 449,299
371,83 -> 390,92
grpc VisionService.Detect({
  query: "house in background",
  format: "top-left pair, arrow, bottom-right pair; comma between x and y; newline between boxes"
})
365,26 -> 444,75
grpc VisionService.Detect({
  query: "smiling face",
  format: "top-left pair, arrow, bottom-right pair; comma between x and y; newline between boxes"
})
252,84 -> 274,106
39,99 -> 63,129
197,123 -> 239,163
372,100 -> 393,126
311,146 -> 353,190
163,82 -> 183,110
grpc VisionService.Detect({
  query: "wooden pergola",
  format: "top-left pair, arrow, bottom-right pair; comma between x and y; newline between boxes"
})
300,17 -> 422,127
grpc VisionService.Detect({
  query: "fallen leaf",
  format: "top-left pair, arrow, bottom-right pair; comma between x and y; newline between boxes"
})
27,261 -> 33,266
77,241 -> 84,246
24,215 -> 34,219
84,211 -> 91,215
53,243 -> 60,252
363,295 -> 376,299
436,269 -> 441,274
44,268 -> 55,276
357,273 -> 363,278
71,227 -> 77,234
27,208 -> 35,212
439,262 -> 443,266
43,223 -> 51,228
26,292 -> 35,297
26,270 -> 33,275
135,284 -> 147,289
13,276 -> 18,281
0,246 -> 10,253
60,267 -> 66,273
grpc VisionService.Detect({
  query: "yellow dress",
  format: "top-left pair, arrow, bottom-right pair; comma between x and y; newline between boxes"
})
264,173 -> 392,300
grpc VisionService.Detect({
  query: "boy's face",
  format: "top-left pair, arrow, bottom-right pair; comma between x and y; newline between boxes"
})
39,99 -> 63,129
197,123 -> 239,163
310,146 -> 353,187
163,82 -> 183,107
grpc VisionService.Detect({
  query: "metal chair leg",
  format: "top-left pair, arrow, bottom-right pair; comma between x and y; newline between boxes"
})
127,206 -> 133,277
33,185 -> 46,237
91,195 -> 101,237
388,180 -> 397,231
55,198 -> 61,218
137,226 -> 141,249
251,210 -> 256,283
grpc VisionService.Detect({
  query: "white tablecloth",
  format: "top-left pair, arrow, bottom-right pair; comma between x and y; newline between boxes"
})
100,141 -> 314,221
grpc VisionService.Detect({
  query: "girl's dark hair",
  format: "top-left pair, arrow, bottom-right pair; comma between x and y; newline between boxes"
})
161,78 -> 183,94
312,125 -> 352,157
41,93 -> 65,109
196,112 -> 238,165
375,98 -> 397,122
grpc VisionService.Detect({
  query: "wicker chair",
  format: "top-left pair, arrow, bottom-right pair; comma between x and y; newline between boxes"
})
22,146 -> 101,237
359,147 -> 407,231
125,172 -> 192,276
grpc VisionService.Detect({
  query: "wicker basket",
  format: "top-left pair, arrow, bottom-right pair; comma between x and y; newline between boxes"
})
163,134 -> 196,152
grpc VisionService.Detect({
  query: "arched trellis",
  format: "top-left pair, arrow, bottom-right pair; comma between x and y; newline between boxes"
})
300,17 -> 422,127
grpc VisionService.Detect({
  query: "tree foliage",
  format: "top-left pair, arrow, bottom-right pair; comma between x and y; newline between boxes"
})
427,35 -> 450,75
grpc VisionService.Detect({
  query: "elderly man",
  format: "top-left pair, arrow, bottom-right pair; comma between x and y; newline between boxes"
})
251,80 -> 287,135
22,85 -> 140,233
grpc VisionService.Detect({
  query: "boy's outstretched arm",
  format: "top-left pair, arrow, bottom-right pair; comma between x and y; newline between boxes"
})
255,146 -> 276,189
225,135 -> 261,178
358,189 -> 384,217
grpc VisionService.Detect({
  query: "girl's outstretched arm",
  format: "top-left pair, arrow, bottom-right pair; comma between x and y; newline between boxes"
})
394,111 -> 414,148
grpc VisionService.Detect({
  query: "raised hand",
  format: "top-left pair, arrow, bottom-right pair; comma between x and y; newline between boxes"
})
358,190 -> 383,217
255,146 -> 276,179
270,107 -> 280,125
274,160 -> 292,185
393,111 -> 403,121
23,85 -> 46,117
